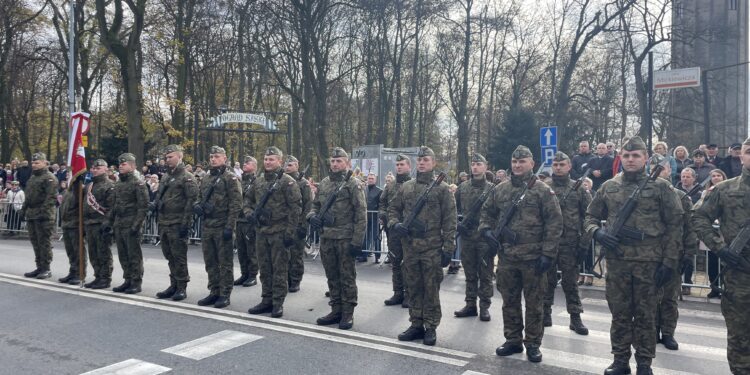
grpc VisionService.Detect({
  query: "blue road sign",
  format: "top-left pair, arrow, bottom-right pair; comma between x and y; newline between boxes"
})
542,146 -> 557,166
540,126 -> 557,147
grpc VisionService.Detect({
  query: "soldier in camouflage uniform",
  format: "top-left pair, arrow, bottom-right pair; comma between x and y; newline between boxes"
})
246,147 -> 301,318
379,153 -> 412,308
22,153 -> 59,279
585,137 -> 683,375
545,151 -> 592,335
59,179 -> 85,285
285,155 -> 312,293
110,153 -> 149,294
308,147 -> 366,330
479,145 -> 562,363
454,153 -> 494,322
83,159 -> 115,289
193,146 -> 242,308
234,156 -> 259,288
652,154 -> 698,351
693,137 -> 750,375
389,146 -> 456,346
152,145 -> 198,301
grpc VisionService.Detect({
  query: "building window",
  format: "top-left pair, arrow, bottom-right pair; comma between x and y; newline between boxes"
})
729,0 -> 738,10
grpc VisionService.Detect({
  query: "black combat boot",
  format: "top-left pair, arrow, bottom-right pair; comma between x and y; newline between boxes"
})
156,285 -> 176,299
423,328 -> 437,346
124,281 -> 142,294
526,346 -> 542,362
288,282 -> 300,293
447,265 -> 459,274
247,301 -> 273,314
112,279 -> 131,293
171,287 -> 187,301
604,359 -> 632,375
479,307 -> 491,321
36,270 -> 51,279
90,279 -> 110,289
397,326 -> 425,341
635,365 -> 653,375
84,278 -> 100,288
67,276 -> 81,285
243,277 -> 257,287
58,273 -> 73,283
24,269 -> 41,278
660,334 -> 679,350
454,303 -> 478,318
316,311 -> 342,325
495,342 -> 523,356
271,304 -> 284,318
384,291 -> 404,306
569,313 -> 589,335
338,312 -> 353,330
198,294 -> 219,306
401,292 -> 410,308
213,296 -> 230,308
233,274 -> 248,286
543,305 -> 552,327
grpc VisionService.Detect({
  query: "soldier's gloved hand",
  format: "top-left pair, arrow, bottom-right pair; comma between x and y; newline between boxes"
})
178,225 -> 190,239
148,201 -> 157,212
482,229 -> 499,248
716,247 -> 740,267
392,223 -> 410,238
309,215 -> 323,230
378,213 -> 387,225
222,228 -> 233,241
192,203 -> 204,216
654,264 -> 673,288
348,243 -> 362,258
283,235 -> 295,248
594,228 -> 619,251
246,213 -> 258,227
456,222 -> 469,236
535,255 -> 553,274
576,246 -> 590,264
296,226 -> 307,240
129,225 -> 140,235
440,251 -> 452,268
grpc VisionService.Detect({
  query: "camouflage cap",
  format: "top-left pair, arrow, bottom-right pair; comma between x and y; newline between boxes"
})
417,146 -> 435,158
92,159 -> 108,167
118,153 -> 136,163
553,151 -> 570,162
265,146 -> 282,157
471,153 -> 487,163
210,146 -> 226,155
459,171 -> 468,178
164,144 -> 183,154
744,137 -> 750,146
649,154 -> 665,166
511,145 -> 533,159
31,152 -> 47,161
243,156 -> 257,164
621,136 -> 647,152
285,155 -> 299,163
395,153 -> 409,162
331,147 -> 349,159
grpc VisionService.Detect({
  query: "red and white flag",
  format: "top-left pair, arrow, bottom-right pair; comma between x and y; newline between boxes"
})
68,112 -> 90,181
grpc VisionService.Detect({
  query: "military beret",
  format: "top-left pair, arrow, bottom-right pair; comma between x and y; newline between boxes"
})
553,151 -> 570,162
744,137 -> 750,146
331,147 -> 349,159
92,159 -> 108,167
621,136 -> 647,152
265,146 -> 282,157
395,153 -> 409,162
471,153 -> 487,163
459,172 -> 468,178
417,146 -> 435,158
31,152 -> 46,161
285,155 -> 299,163
210,146 -> 226,155
164,144 -> 183,154
243,156 -> 257,164
511,145 -> 533,159
118,153 -> 136,163
649,154 -> 665,166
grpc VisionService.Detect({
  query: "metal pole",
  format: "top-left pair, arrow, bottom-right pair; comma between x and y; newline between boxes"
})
702,73 -> 711,144
67,0 -> 76,116
286,114 -> 291,153
647,52 -> 654,155
193,109 -> 199,164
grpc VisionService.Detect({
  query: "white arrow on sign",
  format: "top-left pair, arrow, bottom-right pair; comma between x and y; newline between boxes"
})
544,129 -> 553,146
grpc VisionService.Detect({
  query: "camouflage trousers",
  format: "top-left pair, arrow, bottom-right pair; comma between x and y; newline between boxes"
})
656,267 -> 681,336
62,227 -> 86,277
403,244 -> 443,329
85,224 -> 113,282
544,245 -> 583,314
201,227 -> 234,297
159,224 -> 190,288
605,259 -> 659,366
320,238 -> 358,313
256,231 -> 289,306
722,268 -> 750,374
387,231 -> 405,292
236,223 -> 258,278
460,238 -> 493,308
497,258 -> 547,347
288,235 -> 306,286
114,227 -> 143,282
27,219 -> 53,271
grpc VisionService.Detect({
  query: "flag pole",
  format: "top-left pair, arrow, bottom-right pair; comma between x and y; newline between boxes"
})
78,179 -> 84,287
68,0 -> 76,116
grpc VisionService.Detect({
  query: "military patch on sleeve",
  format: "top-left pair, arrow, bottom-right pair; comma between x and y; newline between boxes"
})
288,181 -> 294,186
549,190 -> 556,195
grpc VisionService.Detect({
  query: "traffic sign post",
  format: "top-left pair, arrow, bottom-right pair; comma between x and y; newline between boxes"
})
540,126 -> 557,167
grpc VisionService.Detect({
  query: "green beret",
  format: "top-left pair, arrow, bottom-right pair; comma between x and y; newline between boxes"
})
118,153 -> 136,163
553,151 -> 570,162
417,146 -> 435,158
285,155 -> 299,163
649,154 -> 665,166
744,137 -> 750,146
395,153 -> 409,162
265,146 -> 282,157
511,145 -> 533,159
31,152 -> 47,162
164,144 -> 183,154
243,156 -> 257,164
210,146 -> 226,155
92,159 -> 108,167
331,147 -> 349,159
621,136 -> 647,152
471,153 -> 487,163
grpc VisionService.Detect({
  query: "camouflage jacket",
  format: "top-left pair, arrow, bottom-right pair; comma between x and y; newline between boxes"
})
307,170 -> 366,243
456,176 -> 493,240
198,167 -> 242,230
584,170 -> 683,269
237,172 -> 257,224
378,173 -> 411,224
21,168 -> 58,221
550,174 -> 592,249
693,167 -> 750,266
479,172 -> 562,261
674,187 -> 699,259
60,184 -> 80,229
388,171 -> 457,252
244,168 -> 301,236
288,171 -> 313,226
110,171 -> 149,229
156,163 -> 199,226
84,174 -> 115,225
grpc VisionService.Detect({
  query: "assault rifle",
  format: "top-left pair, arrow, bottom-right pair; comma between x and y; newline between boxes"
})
299,164 -> 310,180
395,172 -> 446,238
711,219 -> 750,295
685,175 -> 711,198
484,176 -> 537,251
560,164 -> 591,202
250,169 -> 285,227
313,170 -> 354,234
456,183 -> 493,240
193,173 -> 224,217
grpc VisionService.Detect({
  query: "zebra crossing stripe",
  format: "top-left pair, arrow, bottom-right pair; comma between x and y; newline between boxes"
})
80,359 -> 171,375
161,330 -> 263,360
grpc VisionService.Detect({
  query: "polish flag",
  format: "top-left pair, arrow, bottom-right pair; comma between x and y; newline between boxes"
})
68,112 -> 90,181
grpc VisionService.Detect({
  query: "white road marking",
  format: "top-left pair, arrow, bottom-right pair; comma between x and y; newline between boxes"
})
582,298 -> 725,321
461,371 -> 490,375
162,330 -> 262,360
80,359 -> 170,375
560,311 -> 727,339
